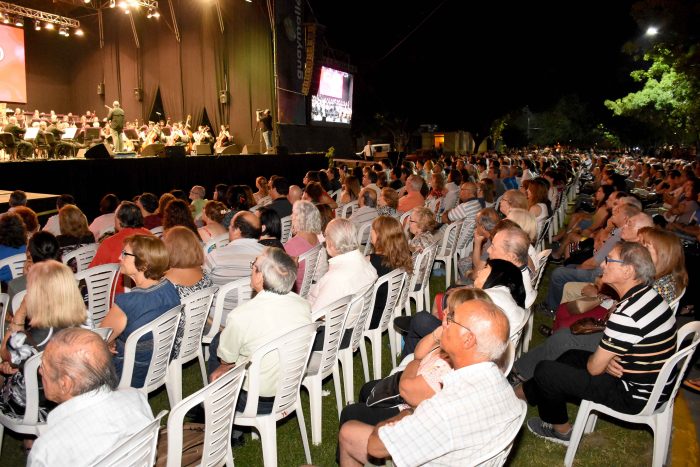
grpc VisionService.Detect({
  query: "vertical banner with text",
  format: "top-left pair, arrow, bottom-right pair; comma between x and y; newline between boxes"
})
275,0 -> 307,125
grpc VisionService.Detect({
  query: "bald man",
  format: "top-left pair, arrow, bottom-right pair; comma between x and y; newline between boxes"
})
204,211 -> 264,286
339,299 -> 523,466
287,184 -> 303,205
28,328 -> 153,466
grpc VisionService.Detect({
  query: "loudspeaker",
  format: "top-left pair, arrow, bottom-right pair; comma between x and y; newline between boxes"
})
76,148 -> 88,159
163,145 -> 186,158
241,144 -> 260,154
85,143 -> 112,159
141,143 -> 165,157
219,90 -> 228,104
195,144 -> 212,156
134,88 -> 143,102
97,82 -> 105,95
216,145 -> 241,155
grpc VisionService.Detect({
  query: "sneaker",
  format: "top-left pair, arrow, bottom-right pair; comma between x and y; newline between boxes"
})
526,417 -> 571,446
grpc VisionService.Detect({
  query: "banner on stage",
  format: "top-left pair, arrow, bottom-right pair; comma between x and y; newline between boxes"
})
275,0 -> 306,125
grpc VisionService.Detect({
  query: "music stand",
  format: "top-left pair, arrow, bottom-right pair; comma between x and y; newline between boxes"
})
23,127 -> 39,141
85,127 -> 101,142
61,127 -> 78,141
124,128 -> 139,140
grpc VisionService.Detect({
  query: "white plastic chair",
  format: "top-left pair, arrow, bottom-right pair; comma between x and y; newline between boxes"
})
1,291 -> 27,343
75,263 -> 120,326
564,321 -> 700,467
203,233 -> 230,255
360,269 -> 406,380
433,220 -> 463,287
531,249 -> 551,291
509,310 -> 530,358
668,287 -> 686,314
336,200 -> 358,219
407,242 -> 439,313
280,215 -> 293,244
335,286 -> 375,408
302,295 -> 353,445
0,352 -> 43,457
61,243 -> 99,272
201,278 -> 253,382
165,287 -> 218,406
0,293 -> 8,342
149,226 -> 165,238
356,221 -> 373,254
535,217 -> 552,254
165,364 -> 247,467
93,411 -> 167,467
0,253 -> 26,281
118,305 -> 182,394
235,322 -> 320,467
453,218 -> 476,280
472,399 -> 527,467
297,243 -> 323,299
399,208 -> 413,233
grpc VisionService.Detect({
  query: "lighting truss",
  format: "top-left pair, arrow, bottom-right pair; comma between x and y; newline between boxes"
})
114,0 -> 158,8
0,1 -> 80,29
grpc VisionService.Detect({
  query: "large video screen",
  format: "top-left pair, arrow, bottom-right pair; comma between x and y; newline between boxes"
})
0,25 -> 27,103
311,66 -> 353,125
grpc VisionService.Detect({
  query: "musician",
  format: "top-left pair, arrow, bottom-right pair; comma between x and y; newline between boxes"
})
257,109 -> 273,153
3,116 -> 33,160
214,124 -> 232,150
13,108 -> 25,129
193,125 -> 212,145
107,100 -> 125,152
143,121 -> 163,146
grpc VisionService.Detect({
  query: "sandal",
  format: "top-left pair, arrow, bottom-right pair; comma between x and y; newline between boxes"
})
538,324 -> 553,337
683,378 -> 700,393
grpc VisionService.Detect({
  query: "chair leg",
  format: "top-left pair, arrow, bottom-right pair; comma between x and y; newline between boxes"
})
0,424 -> 3,456
584,412 -> 598,434
258,419 -> 278,467
339,351 -> 356,405
197,350 -> 208,387
388,322 -> 398,369
165,361 -> 182,408
423,284 -> 431,313
445,257 -> 453,288
332,364 -> 343,416
564,401 -> 592,467
652,410 -> 672,467
296,400 -> 313,465
371,332 -> 383,380
306,377 -> 322,445
359,338 -> 370,383
522,311 -> 534,353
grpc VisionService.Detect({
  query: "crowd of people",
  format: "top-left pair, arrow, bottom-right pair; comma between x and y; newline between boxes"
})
0,148 -> 699,465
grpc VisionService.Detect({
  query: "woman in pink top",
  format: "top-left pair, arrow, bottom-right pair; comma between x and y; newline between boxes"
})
284,200 -> 322,293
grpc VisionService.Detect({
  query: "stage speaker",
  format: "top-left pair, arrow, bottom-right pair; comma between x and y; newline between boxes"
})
97,82 -> 105,95
219,90 -> 228,104
163,145 -> 186,158
76,148 -> 88,159
85,143 -> 112,159
141,143 -> 165,157
241,144 -> 260,154
195,144 -> 212,156
216,145 -> 241,155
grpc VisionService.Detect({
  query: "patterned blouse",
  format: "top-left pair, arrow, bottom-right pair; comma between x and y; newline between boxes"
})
652,274 -> 677,305
171,271 -> 214,359
409,231 -> 436,254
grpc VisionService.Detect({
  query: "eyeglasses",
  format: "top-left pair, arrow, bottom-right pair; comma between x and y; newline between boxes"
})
250,260 -> 258,271
409,219 -> 417,224
121,249 -> 137,259
446,311 -> 472,334
605,256 -> 626,265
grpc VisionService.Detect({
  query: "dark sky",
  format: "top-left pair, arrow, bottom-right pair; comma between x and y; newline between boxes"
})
308,0 -> 641,132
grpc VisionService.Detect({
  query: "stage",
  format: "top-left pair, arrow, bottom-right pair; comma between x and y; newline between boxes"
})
2,153 -> 327,220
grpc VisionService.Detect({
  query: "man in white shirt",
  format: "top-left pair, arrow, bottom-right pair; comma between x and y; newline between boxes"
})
42,194 -> 75,236
488,224 -> 537,308
28,328 -> 153,466
339,299 -> 522,466
361,169 -> 382,198
349,188 -> 379,229
205,211 -> 264,286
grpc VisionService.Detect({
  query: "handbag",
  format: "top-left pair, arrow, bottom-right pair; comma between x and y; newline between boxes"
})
564,296 -> 602,315
155,423 -> 206,467
365,371 -> 405,409
570,317 -> 607,335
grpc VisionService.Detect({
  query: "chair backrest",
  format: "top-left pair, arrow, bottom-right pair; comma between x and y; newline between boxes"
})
94,411 -> 167,467
203,233 -> 230,255
336,201 -> 358,219
166,365 -> 246,467
413,242 -> 439,294
532,249 -> 551,290
535,217 -> 552,252
61,243 -> 99,273
16,351 -> 43,426
118,305 -> 182,393
11,289 -> 27,317
437,220 -> 463,257
344,285 -> 375,353
509,310 -> 529,354
173,287 -> 218,363
366,269 -> 406,333
667,288 -> 686,314
92,327 -> 113,341
0,293 -> 8,342
239,322 -> 320,419
309,295 -> 353,378
149,226 -> 165,238
472,399 -> 527,467
454,217 -> 476,254
204,277 -> 253,341
75,263 -> 120,326
0,253 -> 27,281
280,215 -> 293,244
356,221 -> 373,250
297,243 -> 323,299
399,209 -> 413,233
636,321 -> 700,417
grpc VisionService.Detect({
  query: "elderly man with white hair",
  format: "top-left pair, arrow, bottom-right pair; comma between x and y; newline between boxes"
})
349,188 -> 379,228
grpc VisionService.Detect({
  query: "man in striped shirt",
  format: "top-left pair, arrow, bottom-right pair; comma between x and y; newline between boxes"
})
516,242 -> 676,446
441,182 -> 480,224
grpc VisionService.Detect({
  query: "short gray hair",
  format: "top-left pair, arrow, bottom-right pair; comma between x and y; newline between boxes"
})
618,196 -> 642,210
292,200 -> 322,234
361,188 -> 377,208
257,247 -> 298,294
467,299 -> 510,362
406,175 -> 423,191
325,218 -> 358,254
617,242 -> 656,285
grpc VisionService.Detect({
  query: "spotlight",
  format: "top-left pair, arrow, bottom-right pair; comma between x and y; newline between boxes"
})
153,10 -> 160,18
118,1 -> 128,8
35,21 -> 41,31
2,16 -> 10,25
147,8 -> 153,18
124,8 -> 130,14
15,17 -> 24,28
109,0 -> 116,8
84,0 -> 91,3
45,22 -> 55,30
75,28 -> 84,36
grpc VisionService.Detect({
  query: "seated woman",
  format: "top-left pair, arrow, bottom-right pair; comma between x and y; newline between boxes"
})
198,200 -> 228,243
407,206 -> 438,253
339,175 -> 361,206
100,235 -> 180,388
8,232 -> 61,311
253,176 -> 270,205
221,185 -> 255,229
377,187 -> 400,218
367,216 -> 414,329
303,181 -> 338,209
257,207 -> 284,249
163,198 -> 201,241
89,193 -> 120,241
163,226 -> 213,299
506,208 -> 538,273
666,179 -> 700,225
13,207 -> 40,237
1,260 -> 86,423
0,212 -> 28,283
527,178 -> 552,239
424,172 -> 447,216
284,200 -> 322,293
56,204 -> 96,270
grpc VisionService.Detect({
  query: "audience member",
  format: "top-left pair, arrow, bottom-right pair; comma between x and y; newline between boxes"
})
42,194 -> 75,236
89,193 -> 120,241
205,211 -> 264,286
198,200 -> 228,243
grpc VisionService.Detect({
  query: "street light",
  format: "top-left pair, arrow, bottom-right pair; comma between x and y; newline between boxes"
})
645,26 -> 659,36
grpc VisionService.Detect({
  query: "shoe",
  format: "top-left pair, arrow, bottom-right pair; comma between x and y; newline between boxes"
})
507,370 -> 525,387
526,417 -> 571,446
185,403 -> 205,423
533,303 -> 553,317
538,324 -> 553,337
682,378 -> 700,393
231,432 -> 246,448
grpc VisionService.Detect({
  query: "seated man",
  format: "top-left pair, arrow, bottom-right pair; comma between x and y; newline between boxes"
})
349,188 -> 379,228
28,328 -> 153,466
516,242 -> 676,446
339,298 -> 522,466
397,175 -> 425,213
441,182 -> 480,225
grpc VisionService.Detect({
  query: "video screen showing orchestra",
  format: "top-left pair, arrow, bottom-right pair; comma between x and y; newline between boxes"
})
310,66 -> 353,125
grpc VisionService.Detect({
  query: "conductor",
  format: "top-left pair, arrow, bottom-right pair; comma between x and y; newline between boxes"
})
257,109 -> 273,154
107,101 -> 125,152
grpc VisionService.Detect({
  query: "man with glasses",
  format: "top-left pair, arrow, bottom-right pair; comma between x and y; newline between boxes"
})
339,299 -> 522,466
441,182 -> 479,225
515,242 -> 676,446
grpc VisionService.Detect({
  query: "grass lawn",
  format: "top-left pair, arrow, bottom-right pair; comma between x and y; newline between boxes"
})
1,266 -> 656,466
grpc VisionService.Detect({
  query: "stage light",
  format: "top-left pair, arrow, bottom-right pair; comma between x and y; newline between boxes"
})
124,8 -> 131,14
109,0 -> 116,8
34,21 -> 41,30
75,28 -> 84,36
118,1 -> 128,8
84,0 -> 91,3
15,17 -> 24,27
2,16 -> 10,25
45,22 -> 55,30
646,26 -> 659,36
147,8 -> 153,18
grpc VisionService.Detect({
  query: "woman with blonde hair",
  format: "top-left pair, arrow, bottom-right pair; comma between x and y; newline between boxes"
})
339,175 -> 361,205
285,200 -> 323,292
408,206 -> 438,253
198,200 -> 228,242
1,260 -> 86,422
253,176 -> 270,204
377,187 -> 400,218
367,216 -> 414,329
507,207 -> 539,269
100,235 -> 180,388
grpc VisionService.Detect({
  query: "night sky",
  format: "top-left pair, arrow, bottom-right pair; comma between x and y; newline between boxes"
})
308,0 -> 642,132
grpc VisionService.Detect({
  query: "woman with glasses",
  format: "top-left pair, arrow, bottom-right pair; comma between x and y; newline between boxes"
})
100,235 -> 180,388
407,206 -> 437,253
